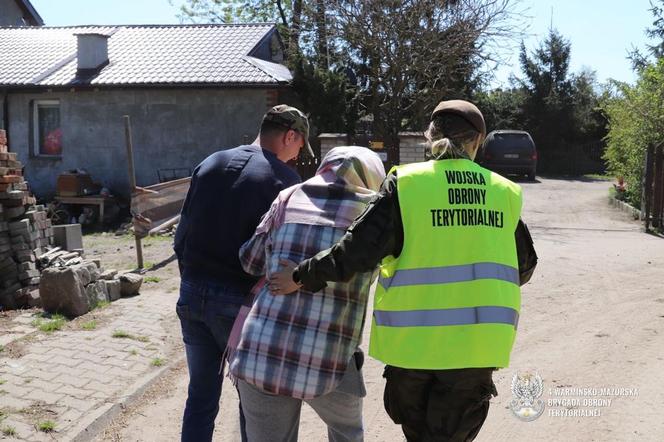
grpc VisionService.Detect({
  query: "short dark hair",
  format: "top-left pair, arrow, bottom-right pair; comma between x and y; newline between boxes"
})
259,120 -> 290,139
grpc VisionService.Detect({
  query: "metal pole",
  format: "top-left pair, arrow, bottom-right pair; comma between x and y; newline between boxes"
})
123,115 -> 144,269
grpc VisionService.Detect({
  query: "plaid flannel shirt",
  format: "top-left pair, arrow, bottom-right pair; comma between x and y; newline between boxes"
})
229,222 -> 375,400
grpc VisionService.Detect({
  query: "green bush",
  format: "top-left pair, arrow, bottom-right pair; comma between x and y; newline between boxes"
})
602,59 -> 664,208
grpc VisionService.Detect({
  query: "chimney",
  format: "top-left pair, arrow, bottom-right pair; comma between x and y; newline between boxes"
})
75,33 -> 110,73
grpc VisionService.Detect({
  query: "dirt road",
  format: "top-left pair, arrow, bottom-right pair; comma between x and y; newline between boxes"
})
97,177 -> 664,441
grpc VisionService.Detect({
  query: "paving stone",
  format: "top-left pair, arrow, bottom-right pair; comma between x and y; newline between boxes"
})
48,355 -> 79,368
57,394 -> 94,413
0,382 -> 33,398
84,380 -> 122,396
22,368 -> 60,382
18,378 -> 61,393
54,383 -> 94,399
0,418 -> 34,440
23,388 -> 64,404
52,373 -> 91,389
0,394 -> 32,410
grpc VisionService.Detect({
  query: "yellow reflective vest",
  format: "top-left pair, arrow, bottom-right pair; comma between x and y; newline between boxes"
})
369,159 -> 522,369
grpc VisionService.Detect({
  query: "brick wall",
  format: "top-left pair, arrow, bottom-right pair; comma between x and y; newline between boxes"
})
318,133 -> 426,165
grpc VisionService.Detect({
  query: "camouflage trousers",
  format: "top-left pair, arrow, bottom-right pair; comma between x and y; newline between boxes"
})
383,366 -> 497,442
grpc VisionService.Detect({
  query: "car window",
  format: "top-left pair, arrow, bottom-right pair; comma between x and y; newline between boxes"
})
485,134 -> 534,152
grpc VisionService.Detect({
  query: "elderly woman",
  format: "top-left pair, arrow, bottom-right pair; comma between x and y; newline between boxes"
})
229,146 -> 386,442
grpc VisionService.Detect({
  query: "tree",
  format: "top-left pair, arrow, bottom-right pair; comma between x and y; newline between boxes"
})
474,87 -> 527,132
333,0 -> 523,163
602,59 -> 664,207
517,29 -> 575,155
176,0 -> 524,164
629,0 -> 664,70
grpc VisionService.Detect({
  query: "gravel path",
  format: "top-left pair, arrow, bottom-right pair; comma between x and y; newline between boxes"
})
97,177 -> 664,442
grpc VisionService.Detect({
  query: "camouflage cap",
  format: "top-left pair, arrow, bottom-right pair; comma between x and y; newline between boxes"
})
263,104 -> 314,158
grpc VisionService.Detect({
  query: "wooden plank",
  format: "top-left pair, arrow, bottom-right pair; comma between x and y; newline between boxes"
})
644,144 -> 654,231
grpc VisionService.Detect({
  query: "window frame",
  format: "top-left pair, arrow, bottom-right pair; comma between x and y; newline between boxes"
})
31,99 -> 63,158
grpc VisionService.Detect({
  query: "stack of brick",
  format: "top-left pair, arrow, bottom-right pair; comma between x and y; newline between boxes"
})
0,129 -> 54,310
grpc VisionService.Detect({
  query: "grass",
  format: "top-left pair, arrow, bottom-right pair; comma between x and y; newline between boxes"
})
143,261 -> 155,269
1,426 -> 16,436
95,300 -> 111,310
81,320 -> 97,330
144,276 -> 161,283
0,345 -> 4,353
31,313 -> 67,333
129,349 -> 139,356
0,379 -> 5,385
36,420 -> 56,432
112,330 -> 149,343
151,357 -> 165,367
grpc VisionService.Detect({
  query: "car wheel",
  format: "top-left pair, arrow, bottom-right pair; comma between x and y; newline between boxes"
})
527,170 -> 536,181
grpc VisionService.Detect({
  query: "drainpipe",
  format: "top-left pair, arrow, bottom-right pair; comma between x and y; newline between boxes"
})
1,89 -> 8,148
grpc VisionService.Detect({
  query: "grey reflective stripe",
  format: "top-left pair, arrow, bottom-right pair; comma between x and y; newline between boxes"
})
373,306 -> 519,328
379,262 -> 518,289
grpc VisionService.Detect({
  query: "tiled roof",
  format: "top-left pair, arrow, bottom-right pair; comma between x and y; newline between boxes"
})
0,24 -> 292,87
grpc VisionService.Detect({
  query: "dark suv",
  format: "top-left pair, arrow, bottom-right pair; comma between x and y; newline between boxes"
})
478,130 -> 537,181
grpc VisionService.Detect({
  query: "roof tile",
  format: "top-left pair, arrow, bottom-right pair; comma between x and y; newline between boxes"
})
0,24 -> 291,86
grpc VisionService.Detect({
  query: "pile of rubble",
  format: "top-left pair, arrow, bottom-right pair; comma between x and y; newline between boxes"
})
40,261 -> 143,318
0,129 -> 144,315
0,129 -> 53,309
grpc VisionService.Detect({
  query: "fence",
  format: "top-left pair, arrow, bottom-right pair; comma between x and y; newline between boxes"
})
643,142 -> 664,231
537,141 -> 606,175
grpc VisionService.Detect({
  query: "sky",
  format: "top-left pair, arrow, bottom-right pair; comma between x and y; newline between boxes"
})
30,0 -> 658,88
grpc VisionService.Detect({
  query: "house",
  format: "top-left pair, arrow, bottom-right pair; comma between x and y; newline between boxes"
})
0,0 -> 43,26
0,24 -> 293,198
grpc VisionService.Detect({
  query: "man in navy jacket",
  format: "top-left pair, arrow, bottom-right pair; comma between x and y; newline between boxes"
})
174,105 -> 312,442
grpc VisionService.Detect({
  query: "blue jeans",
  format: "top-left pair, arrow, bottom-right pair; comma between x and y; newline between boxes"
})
176,278 -> 248,442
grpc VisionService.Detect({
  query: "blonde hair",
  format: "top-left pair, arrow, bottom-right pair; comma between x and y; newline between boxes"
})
425,114 -> 481,159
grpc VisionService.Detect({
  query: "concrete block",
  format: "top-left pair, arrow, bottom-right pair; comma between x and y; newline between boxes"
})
104,279 -> 121,301
40,266 -> 90,317
27,289 -> 41,308
15,250 -> 35,262
82,261 -> 100,282
52,224 -> 83,252
18,261 -> 36,272
19,269 -> 40,281
5,205 -> 25,219
100,269 -> 117,280
119,273 -> 143,296
85,280 -> 109,306
73,264 -> 92,286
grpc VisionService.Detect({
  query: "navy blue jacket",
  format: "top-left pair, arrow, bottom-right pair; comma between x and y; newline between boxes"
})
174,145 -> 301,291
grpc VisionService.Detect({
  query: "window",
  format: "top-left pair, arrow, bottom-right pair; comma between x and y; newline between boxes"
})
32,100 -> 62,156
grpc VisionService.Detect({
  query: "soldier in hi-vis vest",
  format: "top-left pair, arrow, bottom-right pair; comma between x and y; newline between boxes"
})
269,100 -> 538,441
